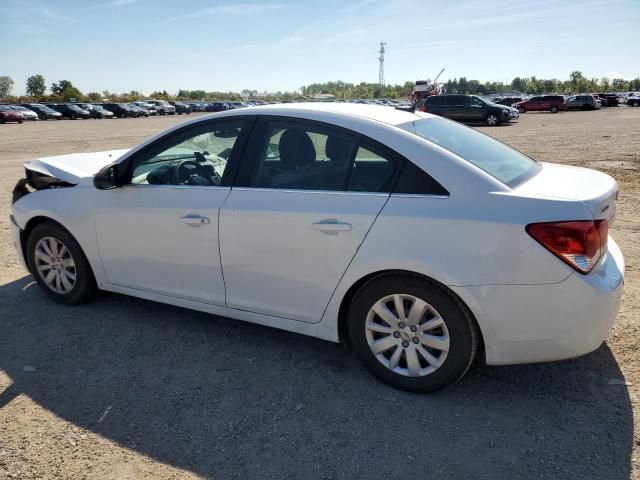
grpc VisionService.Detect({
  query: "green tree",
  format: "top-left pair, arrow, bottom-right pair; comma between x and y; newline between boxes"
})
51,80 -> 74,95
87,92 -> 102,102
0,75 -> 15,97
26,74 -> 46,97
510,77 -> 525,92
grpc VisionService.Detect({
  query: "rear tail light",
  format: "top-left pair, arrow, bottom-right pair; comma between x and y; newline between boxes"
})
526,220 -> 608,274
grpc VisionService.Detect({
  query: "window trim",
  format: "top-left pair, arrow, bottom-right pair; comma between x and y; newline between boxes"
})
234,115 -> 408,194
119,116 -> 256,187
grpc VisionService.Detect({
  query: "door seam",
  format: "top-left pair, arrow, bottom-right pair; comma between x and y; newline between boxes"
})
318,193 -> 392,322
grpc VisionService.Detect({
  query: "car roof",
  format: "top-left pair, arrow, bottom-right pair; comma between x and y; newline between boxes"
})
239,102 -> 428,126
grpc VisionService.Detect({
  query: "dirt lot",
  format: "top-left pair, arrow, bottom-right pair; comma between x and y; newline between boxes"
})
0,108 -> 638,479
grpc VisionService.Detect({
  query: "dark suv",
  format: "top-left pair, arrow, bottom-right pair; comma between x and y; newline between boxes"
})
514,95 -> 566,113
419,95 -> 512,126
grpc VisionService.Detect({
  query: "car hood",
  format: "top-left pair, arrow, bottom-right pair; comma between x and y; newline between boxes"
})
25,149 -> 130,185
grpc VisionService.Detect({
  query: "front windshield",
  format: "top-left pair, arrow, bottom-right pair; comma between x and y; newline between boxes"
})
406,117 -> 540,187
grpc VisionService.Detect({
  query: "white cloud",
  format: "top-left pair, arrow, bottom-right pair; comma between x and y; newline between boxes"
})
108,0 -> 142,6
342,0 -> 378,14
164,3 -> 285,23
325,29 -> 368,44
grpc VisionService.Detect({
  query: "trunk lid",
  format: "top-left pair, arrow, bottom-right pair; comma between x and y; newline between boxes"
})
25,149 -> 129,185
515,162 -> 618,221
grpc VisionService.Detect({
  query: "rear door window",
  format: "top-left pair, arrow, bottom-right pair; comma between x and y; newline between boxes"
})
246,119 -> 401,193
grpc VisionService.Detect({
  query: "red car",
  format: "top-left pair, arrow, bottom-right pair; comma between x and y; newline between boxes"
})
0,105 -> 24,123
515,95 -> 566,113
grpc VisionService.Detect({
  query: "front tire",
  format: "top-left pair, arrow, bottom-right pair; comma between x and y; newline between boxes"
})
26,222 -> 97,305
550,106 -> 558,113
347,274 -> 478,393
518,106 -> 526,113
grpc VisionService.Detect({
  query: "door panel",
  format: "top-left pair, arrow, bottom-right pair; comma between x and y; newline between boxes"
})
219,189 -> 388,323
96,186 -> 230,304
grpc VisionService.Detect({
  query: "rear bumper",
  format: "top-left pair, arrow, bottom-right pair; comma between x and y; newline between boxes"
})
452,236 -> 624,365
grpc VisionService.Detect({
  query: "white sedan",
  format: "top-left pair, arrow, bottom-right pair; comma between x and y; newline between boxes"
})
10,103 -> 624,392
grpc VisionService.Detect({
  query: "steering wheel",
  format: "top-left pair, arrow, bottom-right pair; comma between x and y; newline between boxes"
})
175,159 -> 214,185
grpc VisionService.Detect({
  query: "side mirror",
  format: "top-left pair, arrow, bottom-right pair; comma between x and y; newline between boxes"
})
93,163 -> 121,190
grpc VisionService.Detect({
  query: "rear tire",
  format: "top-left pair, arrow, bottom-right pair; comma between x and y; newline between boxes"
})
26,222 -> 97,305
485,113 -> 499,126
347,274 -> 478,393
550,106 -> 558,113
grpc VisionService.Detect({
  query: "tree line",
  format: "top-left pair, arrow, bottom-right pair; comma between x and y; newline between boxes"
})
1,71 -> 639,103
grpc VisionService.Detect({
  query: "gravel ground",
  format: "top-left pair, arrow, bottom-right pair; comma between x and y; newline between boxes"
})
0,109 -> 638,480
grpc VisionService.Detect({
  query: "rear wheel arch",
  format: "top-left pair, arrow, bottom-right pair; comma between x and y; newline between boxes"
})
336,269 -> 485,361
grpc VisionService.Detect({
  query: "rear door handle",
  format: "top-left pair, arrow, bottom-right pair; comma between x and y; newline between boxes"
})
179,215 -> 210,226
312,219 -> 352,232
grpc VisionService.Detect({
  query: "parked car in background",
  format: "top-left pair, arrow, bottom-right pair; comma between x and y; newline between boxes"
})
10,105 -> 39,121
90,105 -> 116,119
102,103 -> 137,118
566,95 -> 601,110
493,97 -> 523,107
627,94 -> 640,107
134,101 -> 156,115
127,104 -> 150,117
597,93 -> 619,107
418,94 -> 513,126
20,103 -> 63,120
188,102 -> 205,112
515,95 -> 566,113
0,105 -> 24,123
74,103 -> 114,119
170,101 -> 192,114
204,102 -> 229,112
146,99 -> 175,115
46,103 -> 91,120
226,101 -> 250,109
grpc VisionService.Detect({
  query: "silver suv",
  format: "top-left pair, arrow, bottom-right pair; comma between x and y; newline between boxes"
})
145,99 -> 176,115
566,95 -> 601,110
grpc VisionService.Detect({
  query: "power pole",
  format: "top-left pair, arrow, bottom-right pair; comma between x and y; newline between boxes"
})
378,42 -> 386,89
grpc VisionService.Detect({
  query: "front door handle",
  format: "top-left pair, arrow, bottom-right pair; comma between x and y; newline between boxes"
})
312,219 -> 352,232
179,215 -> 210,226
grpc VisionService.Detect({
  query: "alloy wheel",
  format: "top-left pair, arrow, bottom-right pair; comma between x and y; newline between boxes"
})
365,294 -> 450,377
34,236 -> 77,294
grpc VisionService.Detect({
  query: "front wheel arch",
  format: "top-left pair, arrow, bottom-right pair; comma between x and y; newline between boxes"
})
337,269 -> 485,361
21,217 -> 94,279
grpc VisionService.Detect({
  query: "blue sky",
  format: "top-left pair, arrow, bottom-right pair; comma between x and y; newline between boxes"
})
1,0 -> 638,95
